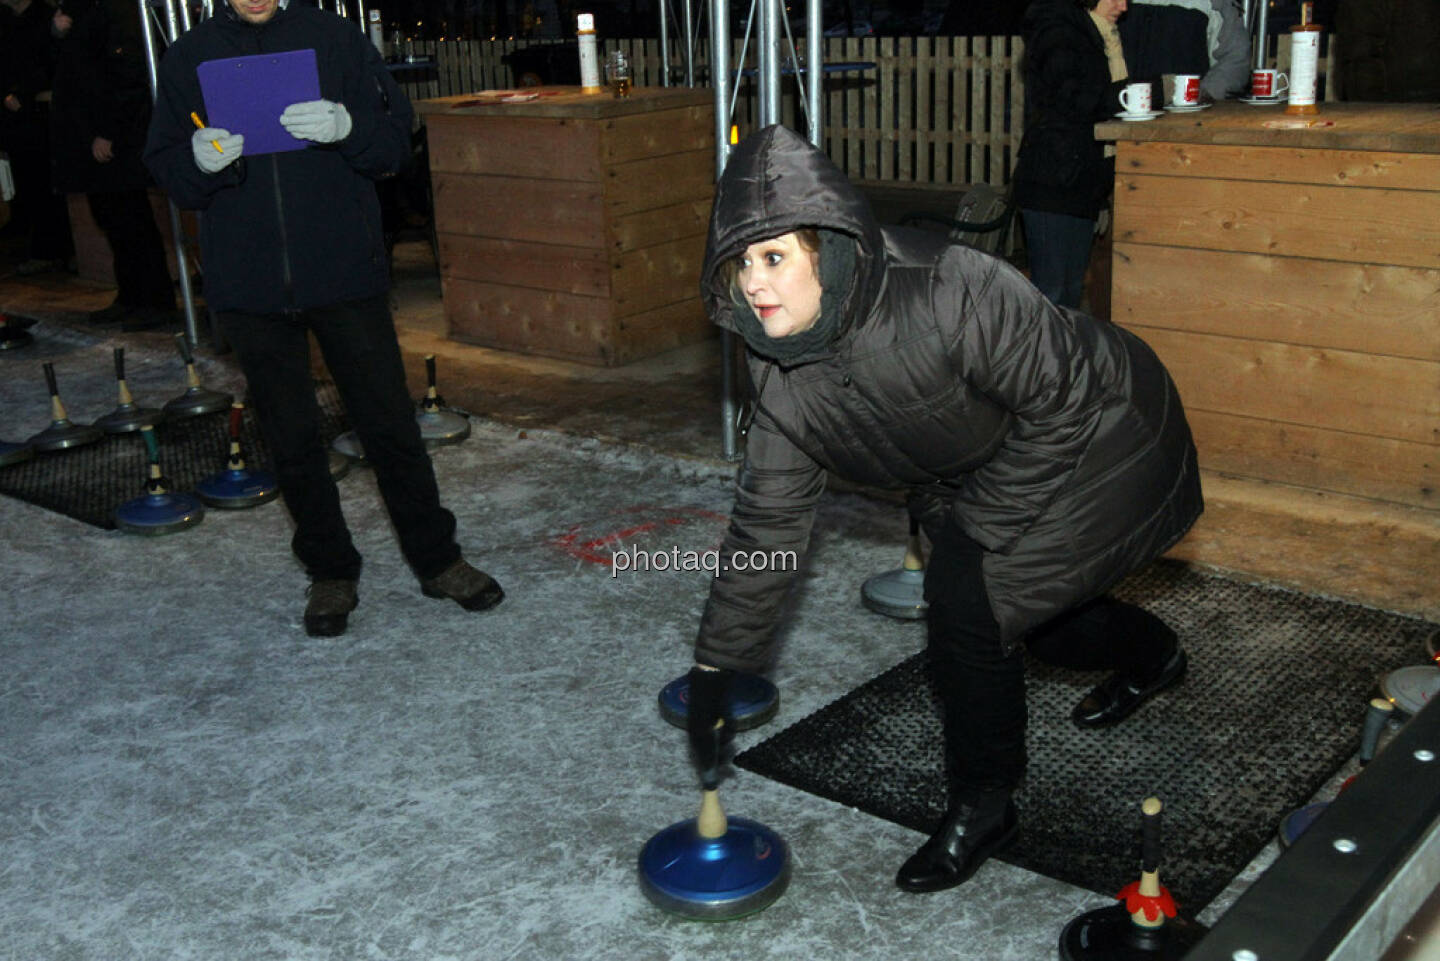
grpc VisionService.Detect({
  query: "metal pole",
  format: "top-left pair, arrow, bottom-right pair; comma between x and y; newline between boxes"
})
658,0 -> 671,87
355,0 -> 367,35
805,0 -> 821,146
138,0 -> 200,349
681,0 -> 695,87
710,0 -> 740,460
1252,0 -> 1270,70
757,0 -> 780,125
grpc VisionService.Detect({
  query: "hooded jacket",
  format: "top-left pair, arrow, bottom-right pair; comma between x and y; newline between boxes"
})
143,1 -> 409,314
694,126 -> 1202,673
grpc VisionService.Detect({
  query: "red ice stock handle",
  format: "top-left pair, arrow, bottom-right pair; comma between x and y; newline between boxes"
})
228,403 -> 245,438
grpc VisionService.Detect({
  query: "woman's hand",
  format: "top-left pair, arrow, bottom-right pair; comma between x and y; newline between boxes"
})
91,137 -> 114,164
686,665 -> 736,790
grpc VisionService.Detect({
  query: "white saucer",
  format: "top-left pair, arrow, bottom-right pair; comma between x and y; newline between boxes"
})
1165,102 -> 1212,113
1238,95 -> 1284,105
1114,109 -> 1163,121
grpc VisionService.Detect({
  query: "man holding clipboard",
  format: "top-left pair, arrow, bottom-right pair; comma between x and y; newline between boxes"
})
144,0 -> 504,637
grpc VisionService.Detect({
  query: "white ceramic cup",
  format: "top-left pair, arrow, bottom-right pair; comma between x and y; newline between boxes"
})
1171,74 -> 1201,106
1251,68 -> 1289,99
1119,82 -> 1152,116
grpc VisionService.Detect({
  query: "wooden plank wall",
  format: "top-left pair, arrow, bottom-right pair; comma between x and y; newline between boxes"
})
393,34 -> 1342,189
1111,141 -> 1440,512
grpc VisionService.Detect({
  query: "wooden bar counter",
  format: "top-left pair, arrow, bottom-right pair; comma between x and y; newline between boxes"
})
415,86 -> 715,366
1094,102 -> 1439,618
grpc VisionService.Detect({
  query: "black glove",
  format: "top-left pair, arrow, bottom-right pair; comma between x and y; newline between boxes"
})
686,666 -> 736,790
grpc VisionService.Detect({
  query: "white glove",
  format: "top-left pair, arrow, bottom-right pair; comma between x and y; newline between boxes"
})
279,99 -> 352,143
192,127 -> 244,174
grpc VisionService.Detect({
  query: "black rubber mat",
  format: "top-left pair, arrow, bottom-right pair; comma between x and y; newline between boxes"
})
735,560 -> 1437,912
0,383 -> 350,530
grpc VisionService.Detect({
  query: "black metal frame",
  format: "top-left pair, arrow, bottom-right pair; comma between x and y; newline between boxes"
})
1184,695 -> 1440,961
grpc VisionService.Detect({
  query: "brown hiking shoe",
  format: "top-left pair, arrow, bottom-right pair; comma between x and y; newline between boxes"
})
420,559 -> 504,612
304,579 -> 358,637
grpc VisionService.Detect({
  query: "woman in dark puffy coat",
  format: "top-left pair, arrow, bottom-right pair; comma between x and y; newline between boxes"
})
683,125 -> 1201,893
1013,0 -> 1132,309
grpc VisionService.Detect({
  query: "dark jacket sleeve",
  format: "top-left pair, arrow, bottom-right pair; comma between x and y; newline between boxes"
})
333,26 -> 412,180
937,250 -> 1104,554
693,402 -> 826,673
144,43 -> 243,210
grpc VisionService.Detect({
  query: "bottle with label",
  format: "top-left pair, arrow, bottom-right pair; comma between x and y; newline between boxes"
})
1286,1 -> 1322,115
577,13 -> 602,94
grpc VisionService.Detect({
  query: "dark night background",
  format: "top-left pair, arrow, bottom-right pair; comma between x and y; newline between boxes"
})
374,0 -> 1335,42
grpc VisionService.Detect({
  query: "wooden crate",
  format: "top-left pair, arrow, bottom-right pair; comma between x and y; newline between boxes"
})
418,86 -> 715,366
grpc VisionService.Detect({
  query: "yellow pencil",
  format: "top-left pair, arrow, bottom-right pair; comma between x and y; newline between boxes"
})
190,111 -> 223,153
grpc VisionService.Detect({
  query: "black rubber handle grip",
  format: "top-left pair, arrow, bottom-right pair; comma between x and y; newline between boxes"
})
426,354 -> 437,388
909,516 -> 921,537
113,347 -> 126,381
43,361 -> 58,396
173,332 -> 193,365
1140,797 -> 1163,874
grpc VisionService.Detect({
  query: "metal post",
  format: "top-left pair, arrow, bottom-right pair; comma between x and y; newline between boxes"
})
710,0 -> 737,459
756,0 -> 780,125
658,0 -> 671,87
1252,0 -> 1270,70
141,0 -> 201,349
805,0 -> 821,146
680,0 -> 695,87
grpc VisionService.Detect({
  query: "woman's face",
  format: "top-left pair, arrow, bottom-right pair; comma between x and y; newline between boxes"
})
736,233 -> 822,339
1095,0 -> 1127,23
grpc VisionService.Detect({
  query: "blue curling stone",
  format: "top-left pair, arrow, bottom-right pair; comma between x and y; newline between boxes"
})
114,491 -> 205,535
658,672 -> 779,732
860,566 -> 928,620
196,468 -> 280,509
637,816 -> 791,920
1279,801 -> 1330,848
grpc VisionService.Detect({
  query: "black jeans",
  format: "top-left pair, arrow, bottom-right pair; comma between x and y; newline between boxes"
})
924,524 -> 1176,801
217,295 -> 459,582
86,189 -> 175,310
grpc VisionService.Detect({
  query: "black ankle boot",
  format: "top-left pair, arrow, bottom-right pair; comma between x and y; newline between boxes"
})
895,792 -> 1019,893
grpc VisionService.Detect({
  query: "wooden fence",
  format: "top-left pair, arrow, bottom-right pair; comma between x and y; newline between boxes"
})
393,34 -> 1341,188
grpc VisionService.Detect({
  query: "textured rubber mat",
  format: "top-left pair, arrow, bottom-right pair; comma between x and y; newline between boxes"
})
0,382 -> 349,529
736,560 -> 1437,912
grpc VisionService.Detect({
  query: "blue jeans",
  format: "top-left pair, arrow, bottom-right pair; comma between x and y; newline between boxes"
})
218,295 -> 460,582
1021,208 -> 1096,310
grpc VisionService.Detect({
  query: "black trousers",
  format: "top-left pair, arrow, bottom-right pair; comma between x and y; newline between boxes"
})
5,117 -> 74,262
923,524 -> 1176,802
86,189 -> 175,310
217,295 -> 460,582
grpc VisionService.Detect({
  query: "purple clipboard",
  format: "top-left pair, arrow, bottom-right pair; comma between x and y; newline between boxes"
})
196,49 -> 321,156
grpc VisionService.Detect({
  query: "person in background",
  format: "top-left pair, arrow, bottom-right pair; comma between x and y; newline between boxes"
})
49,0 -> 176,328
0,0 -> 74,276
1335,0 -> 1440,102
1119,0 -> 1250,103
1012,0 -> 1132,310
144,0 -> 504,638
684,124 -> 1201,894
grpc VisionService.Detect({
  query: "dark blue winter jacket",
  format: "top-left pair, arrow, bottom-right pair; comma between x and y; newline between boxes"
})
144,2 -> 410,313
